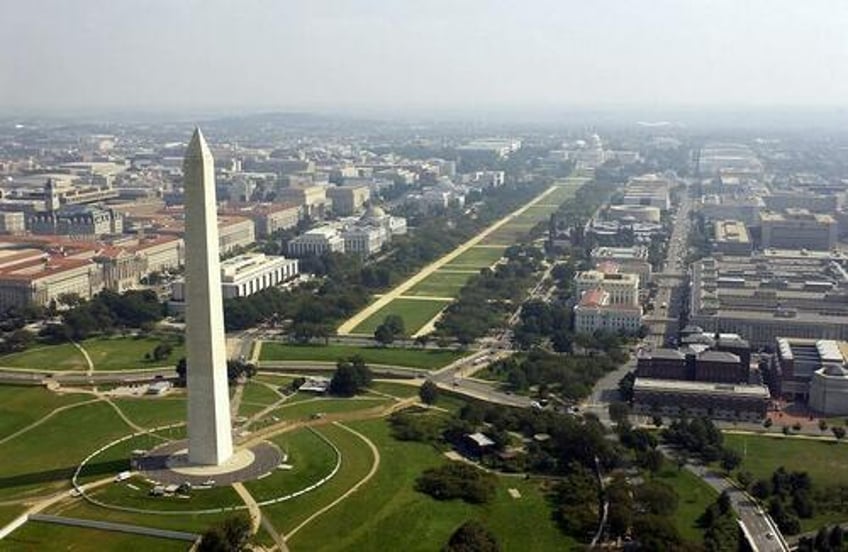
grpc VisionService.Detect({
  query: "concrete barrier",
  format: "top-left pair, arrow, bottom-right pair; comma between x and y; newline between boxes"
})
28,514 -> 199,542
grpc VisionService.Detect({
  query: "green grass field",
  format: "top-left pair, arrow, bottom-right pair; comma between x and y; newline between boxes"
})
724,434 -> 848,488
286,418 -> 575,551
259,342 -> 467,369
406,271 -> 475,298
655,467 -> 717,543
272,397 -> 390,422
0,386 -> 91,440
4,521 -> 190,551
0,343 -> 88,371
0,504 -> 25,527
48,494 -> 234,535
442,246 -> 506,269
724,433 -> 848,531
352,298 -> 451,336
0,336 -> 185,372
258,423 -> 375,544
368,381 -> 421,398
112,397 -> 186,429
84,336 -> 185,370
0,400 -> 132,500
244,428 -> 338,502
241,381 -> 283,406
90,475 -> 243,512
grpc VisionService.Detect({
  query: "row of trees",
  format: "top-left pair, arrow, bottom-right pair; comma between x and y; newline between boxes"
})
434,245 -> 544,344
42,289 -> 165,342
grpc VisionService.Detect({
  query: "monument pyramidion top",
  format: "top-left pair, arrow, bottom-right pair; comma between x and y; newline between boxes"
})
185,127 -> 213,160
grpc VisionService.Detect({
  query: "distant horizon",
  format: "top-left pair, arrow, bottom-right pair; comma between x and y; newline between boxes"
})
3,1 -> 847,115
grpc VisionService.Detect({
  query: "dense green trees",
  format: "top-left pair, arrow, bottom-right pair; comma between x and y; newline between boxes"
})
198,514 -> 252,552
415,463 -> 497,504
662,417 -> 725,462
485,347 -> 624,401
419,380 -> 439,405
443,520 -> 501,552
329,356 -> 372,396
374,314 -> 405,345
41,289 -> 164,342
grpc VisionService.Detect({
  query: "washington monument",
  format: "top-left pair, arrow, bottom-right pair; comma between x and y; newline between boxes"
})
183,128 -> 233,466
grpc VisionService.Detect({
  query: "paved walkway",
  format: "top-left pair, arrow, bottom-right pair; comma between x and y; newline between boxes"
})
72,341 -> 95,376
232,482 -> 261,534
336,184 -> 562,335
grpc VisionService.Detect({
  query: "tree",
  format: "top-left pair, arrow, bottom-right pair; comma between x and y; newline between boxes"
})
640,449 -> 665,475
720,449 -> 742,473
152,341 -> 174,362
199,514 -> 251,552
375,314 -> 405,346
830,525 -> 844,549
608,401 -> 630,426
833,426 -> 846,441
443,520 -> 500,552
176,357 -> 187,383
419,380 -> 439,405
819,419 -> 829,433
329,356 -> 372,396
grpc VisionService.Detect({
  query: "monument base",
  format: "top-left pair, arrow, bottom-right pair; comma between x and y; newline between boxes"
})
136,440 -> 282,486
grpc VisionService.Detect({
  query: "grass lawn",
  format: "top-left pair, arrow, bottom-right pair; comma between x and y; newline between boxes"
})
406,271 -> 475,298
254,373 -> 295,387
0,385 -> 91,440
84,336 -> 185,371
244,428 -> 338,502
352,298 -> 452,336
368,381 -> 421,399
242,381 -> 282,406
260,342 -> 466,369
655,467 -> 716,543
112,397 -> 186,429
724,433 -> 848,531
0,504 -> 25,527
0,400 -> 132,500
272,397 -> 390,421
48,495 -> 234,535
0,336 -> 185,372
442,247 -> 505,269
76,432 -> 168,486
0,343 -> 88,371
90,474 -> 243,512
4,521 -> 190,551
287,418 -> 575,551
724,433 -> 848,488
258,423 -> 375,543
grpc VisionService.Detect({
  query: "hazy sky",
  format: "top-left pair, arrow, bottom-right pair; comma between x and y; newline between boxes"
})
2,0 -> 846,114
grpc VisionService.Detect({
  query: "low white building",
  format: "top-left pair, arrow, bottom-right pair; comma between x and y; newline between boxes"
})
342,225 -> 387,256
573,288 -> 643,334
172,253 -> 299,301
287,226 -> 345,257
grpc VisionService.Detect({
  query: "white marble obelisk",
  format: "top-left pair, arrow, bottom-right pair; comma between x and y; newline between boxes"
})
184,128 -> 233,466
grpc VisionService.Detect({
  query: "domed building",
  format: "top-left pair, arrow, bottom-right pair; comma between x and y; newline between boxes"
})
360,204 -> 406,236
809,362 -> 848,415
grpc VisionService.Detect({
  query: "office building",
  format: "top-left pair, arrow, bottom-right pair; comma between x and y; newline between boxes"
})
575,269 -> 640,305
173,253 -> 298,301
632,378 -> 769,421
326,185 -> 370,215
713,220 -> 752,255
760,208 -> 837,251
573,288 -> 643,334
689,253 -> 848,346
591,246 -> 652,285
